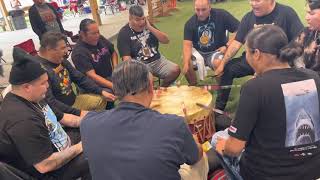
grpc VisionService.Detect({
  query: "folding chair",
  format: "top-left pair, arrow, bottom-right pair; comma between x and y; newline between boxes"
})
64,32 -> 79,58
100,0 -> 120,15
69,0 -> 79,16
49,1 -> 64,20
13,39 -> 38,56
192,30 -> 229,81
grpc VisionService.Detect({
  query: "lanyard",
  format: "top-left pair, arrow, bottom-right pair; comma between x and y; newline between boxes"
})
129,25 -> 149,48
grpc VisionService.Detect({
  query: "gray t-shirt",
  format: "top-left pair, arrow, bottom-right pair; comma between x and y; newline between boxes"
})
35,3 -> 61,33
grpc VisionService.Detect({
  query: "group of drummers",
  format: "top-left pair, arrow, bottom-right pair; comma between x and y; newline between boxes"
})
1,0 -> 320,179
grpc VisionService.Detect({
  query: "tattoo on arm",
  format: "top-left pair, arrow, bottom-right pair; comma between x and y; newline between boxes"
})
35,144 -> 81,173
224,46 -> 240,63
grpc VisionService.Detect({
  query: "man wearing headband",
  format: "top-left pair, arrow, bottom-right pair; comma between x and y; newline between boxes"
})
0,48 -> 91,179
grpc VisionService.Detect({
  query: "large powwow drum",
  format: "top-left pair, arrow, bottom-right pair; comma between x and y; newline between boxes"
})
151,85 -> 215,143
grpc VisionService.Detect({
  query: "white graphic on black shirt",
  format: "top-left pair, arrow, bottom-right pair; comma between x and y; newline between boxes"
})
197,22 -> 215,48
130,29 -> 157,61
281,79 -> 320,148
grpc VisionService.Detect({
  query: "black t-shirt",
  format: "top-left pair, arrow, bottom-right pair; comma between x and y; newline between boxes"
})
39,57 -> 77,105
117,24 -> 161,63
229,68 -> 320,180
72,36 -> 114,79
38,57 -> 103,106
236,3 -> 303,44
184,8 -> 239,53
0,93 -> 66,179
81,102 -> 199,180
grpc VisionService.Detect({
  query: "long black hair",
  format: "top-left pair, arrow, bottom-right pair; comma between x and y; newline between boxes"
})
246,25 -> 303,64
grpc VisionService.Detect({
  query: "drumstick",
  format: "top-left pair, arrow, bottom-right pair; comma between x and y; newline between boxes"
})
182,102 -> 187,117
196,103 -> 230,117
176,76 -> 185,87
200,84 -> 242,91
150,103 -> 160,108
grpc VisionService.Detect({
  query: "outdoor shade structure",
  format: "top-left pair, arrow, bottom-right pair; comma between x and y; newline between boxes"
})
88,0 -> 102,25
0,0 -> 102,31
0,0 -> 12,31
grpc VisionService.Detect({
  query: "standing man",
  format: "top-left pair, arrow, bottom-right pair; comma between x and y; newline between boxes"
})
72,18 -> 118,91
213,0 -> 303,112
183,0 -> 239,85
81,60 -> 208,180
117,5 -> 180,87
29,0 -> 65,40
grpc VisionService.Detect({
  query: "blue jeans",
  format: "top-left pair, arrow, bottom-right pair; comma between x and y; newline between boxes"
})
211,129 -> 243,180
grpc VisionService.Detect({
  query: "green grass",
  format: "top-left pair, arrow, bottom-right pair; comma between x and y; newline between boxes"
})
150,0 -> 306,116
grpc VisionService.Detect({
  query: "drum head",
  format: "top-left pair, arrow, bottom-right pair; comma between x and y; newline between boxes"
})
151,85 -> 212,123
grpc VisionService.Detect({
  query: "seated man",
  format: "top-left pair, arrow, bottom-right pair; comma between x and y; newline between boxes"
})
80,60 -> 208,180
37,32 -> 115,112
213,0 -> 303,112
216,25 -> 320,179
117,5 -> 180,87
72,18 -> 118,90
0,48 -> 90,179
183,0 -> 239,85
294,0 -> 320,73
72,18 -> 118,109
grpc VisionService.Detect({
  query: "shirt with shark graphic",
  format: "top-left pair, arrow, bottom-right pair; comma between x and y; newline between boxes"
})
228,68 -> 320,180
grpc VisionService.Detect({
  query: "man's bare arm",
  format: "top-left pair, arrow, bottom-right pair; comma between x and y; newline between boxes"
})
222,40 -> 243,64
214,40 -> 243,76
182,40 -> 193,74
34,142 -> 82,174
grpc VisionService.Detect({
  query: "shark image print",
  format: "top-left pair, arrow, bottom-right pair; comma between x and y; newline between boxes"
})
42,104 -> 71,151
281,79 -> 320,147
198,22 -> 215,49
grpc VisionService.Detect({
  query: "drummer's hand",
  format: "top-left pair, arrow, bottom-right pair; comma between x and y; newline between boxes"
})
145,17 -> 152,30
80,110 -> 89,118
217,46 -> 227,54
193,134 -> 200,144
102,91 -> 116,101
182,62 -> 190,75
193,134 -> 203,159
250,73 -> 257,80
214,61 -> 225,77
216,136 -> 226,155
